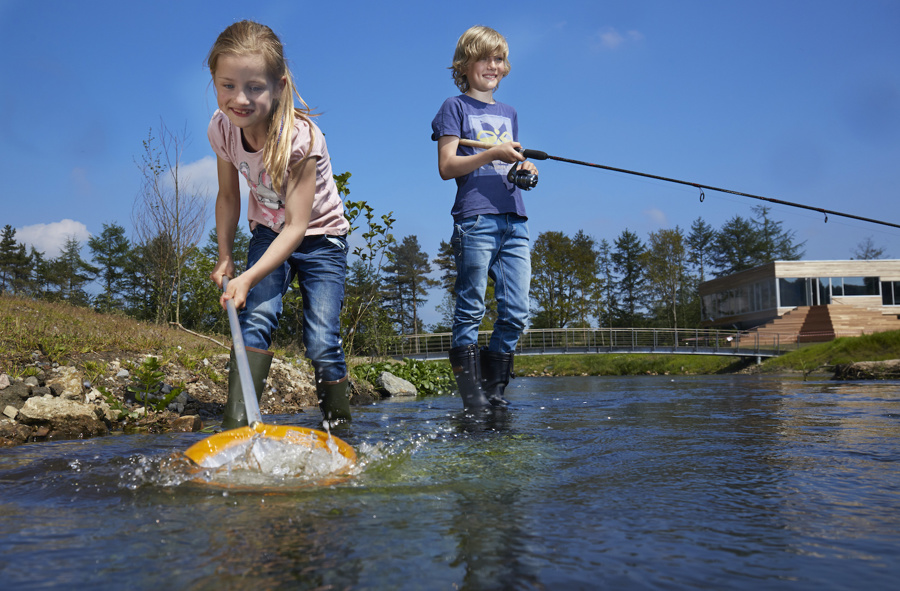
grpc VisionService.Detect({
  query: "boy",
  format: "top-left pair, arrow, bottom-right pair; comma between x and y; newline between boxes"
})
431,25 -> 538,410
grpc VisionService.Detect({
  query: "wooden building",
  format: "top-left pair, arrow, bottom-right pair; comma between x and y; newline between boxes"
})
699,260 -> 900,341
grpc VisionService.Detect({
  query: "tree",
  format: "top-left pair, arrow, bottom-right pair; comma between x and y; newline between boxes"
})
339,177 -> 398,355
530,230 -> 600,328
686,217 -> 716,284
595,238 -> 616,328
571,230 -> 602,328
852,236 -> 888,260
611,228 -> 646,326
88,222 -> 131,313
431,239 -> 457,332
642,227 -> 687,328
750,205 -> 804,262
711,207 -> 805,277
0,225 -> 24,295
710,215 -> 759,277
176,226 -> 250,334
383,235 -> 437,335
133,122 -> 210,325
43,236 -> 97,306
344,259 -> 395,355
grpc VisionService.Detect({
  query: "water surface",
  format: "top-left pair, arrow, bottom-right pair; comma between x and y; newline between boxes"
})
2,375 -> 900,589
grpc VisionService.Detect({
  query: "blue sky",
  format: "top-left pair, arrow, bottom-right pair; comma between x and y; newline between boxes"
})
2,0 -> 899,324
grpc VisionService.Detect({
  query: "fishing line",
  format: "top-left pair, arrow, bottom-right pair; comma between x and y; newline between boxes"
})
437,134 -> 900,231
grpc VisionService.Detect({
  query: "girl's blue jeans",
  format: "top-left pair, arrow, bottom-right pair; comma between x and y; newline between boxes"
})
451,214 -> 531,353
241,225 -> 348,382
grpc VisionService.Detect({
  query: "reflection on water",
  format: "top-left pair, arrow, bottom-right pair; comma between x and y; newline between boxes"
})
2,375 -> 900,589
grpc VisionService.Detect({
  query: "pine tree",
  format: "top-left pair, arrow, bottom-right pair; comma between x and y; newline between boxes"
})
383,235 -> 437,335
88,222 -> 131,313
611,228 -> 647,327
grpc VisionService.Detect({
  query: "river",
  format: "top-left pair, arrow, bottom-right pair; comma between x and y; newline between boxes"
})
2,375 -> 900,589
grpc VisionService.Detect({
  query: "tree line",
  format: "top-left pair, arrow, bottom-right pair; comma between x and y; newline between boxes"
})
0,124 -> 888,357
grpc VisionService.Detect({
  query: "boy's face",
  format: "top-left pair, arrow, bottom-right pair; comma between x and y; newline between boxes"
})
465,55 -> 507,95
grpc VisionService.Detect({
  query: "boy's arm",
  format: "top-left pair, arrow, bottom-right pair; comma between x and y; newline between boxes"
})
436,135 -> 526,180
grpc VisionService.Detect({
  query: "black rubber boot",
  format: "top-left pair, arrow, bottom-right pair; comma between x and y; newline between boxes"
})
222,346 -> 274,429
448,344 -> 491,409
317,374 -> 352,425
481,349 -> 514,407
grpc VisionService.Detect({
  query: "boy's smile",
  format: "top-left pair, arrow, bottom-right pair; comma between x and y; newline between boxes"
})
465,55 -> 507,100
213,54 -> 284,151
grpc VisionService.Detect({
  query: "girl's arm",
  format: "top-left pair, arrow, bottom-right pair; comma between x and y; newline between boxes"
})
436,135 -> 536,180
210,156 -> 242,288
221,157 -> 317,310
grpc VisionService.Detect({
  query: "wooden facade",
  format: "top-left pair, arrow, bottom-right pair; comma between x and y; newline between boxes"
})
699,260 -> 900,330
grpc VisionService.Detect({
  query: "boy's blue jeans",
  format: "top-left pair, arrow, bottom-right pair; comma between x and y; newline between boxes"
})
240,225 -> 348,382
451,214 -> 530,353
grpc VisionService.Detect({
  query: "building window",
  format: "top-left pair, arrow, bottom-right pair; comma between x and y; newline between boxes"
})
883,281 -> 900,306
834,277 -> 879,297
779,278 -> 808,307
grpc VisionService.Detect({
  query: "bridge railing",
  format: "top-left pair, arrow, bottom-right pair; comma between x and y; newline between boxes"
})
384,327 -> 792,359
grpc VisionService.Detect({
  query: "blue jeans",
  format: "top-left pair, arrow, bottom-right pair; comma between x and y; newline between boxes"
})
241,226 -> 348,382
451,214 -> 530,352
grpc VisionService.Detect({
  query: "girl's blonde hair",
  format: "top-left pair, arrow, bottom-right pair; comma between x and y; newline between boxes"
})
207,20 -> 314,196
450,25 -> 511,93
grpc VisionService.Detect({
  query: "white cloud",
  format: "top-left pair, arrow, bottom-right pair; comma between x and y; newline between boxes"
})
592,27 -> 644,51
644,207 -> 668,227
17,219 -> 92,257
166,155 -> 249,200
176,155 -> 218,197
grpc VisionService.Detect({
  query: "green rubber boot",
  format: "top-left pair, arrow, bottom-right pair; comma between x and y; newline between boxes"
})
317,374 -> 352,425
222,346 -> 274,429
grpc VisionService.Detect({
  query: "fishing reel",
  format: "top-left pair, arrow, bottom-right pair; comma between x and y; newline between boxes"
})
507,162 -> 538,190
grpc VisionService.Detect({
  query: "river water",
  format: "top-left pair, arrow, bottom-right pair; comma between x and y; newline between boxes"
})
2,375 -> 900,590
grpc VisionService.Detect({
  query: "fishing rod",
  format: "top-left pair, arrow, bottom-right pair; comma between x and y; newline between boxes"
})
433,134 -> 900,231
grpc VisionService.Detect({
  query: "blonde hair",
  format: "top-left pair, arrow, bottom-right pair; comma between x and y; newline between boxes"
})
207,20 -> 314,196
450,25 -> 511,93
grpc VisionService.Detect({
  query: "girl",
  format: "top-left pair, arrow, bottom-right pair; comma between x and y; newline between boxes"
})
206,20 -> 351,426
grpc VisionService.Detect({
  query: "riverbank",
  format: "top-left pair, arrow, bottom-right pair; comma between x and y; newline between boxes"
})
2,294 -> 900,447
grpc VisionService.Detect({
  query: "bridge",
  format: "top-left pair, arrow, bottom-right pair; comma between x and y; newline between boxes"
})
386,327 -> 793,362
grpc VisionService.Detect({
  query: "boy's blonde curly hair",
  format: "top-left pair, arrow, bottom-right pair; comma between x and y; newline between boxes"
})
450,25 -> 511,93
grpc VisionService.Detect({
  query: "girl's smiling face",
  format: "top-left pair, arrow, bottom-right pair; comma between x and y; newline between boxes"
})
213,53 -> 284,149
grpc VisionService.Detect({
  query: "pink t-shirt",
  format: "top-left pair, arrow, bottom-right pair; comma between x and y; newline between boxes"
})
207,110 -> 349,236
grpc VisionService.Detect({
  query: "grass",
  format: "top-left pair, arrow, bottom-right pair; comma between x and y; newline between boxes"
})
3,293 -> 899,383
0,294 -> 225,377
761,330 -> 900,374
514,352 -> 748,376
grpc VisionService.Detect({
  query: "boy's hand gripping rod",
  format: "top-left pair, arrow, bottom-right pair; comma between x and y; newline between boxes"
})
432,133 -> 900,230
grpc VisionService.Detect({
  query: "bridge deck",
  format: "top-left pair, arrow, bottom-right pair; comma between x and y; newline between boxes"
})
384,328 -> 789,361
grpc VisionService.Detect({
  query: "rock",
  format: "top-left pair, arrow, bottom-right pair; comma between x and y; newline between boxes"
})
0,381 -> 31,410
350,379 -> 379,405
266,357 -> 317,407
17,396 -> 108,439
3,406 -> 17,419
376,372 -> 417,397
24,376 -> 39,387
46,366 -> 85,401
833,359 -> 900,380
0,374 -> 9,389
170,415 -> 202,432
0,421 -> 33,446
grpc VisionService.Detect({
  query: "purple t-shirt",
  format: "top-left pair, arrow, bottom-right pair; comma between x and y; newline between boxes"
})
431,95 -> 527,221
